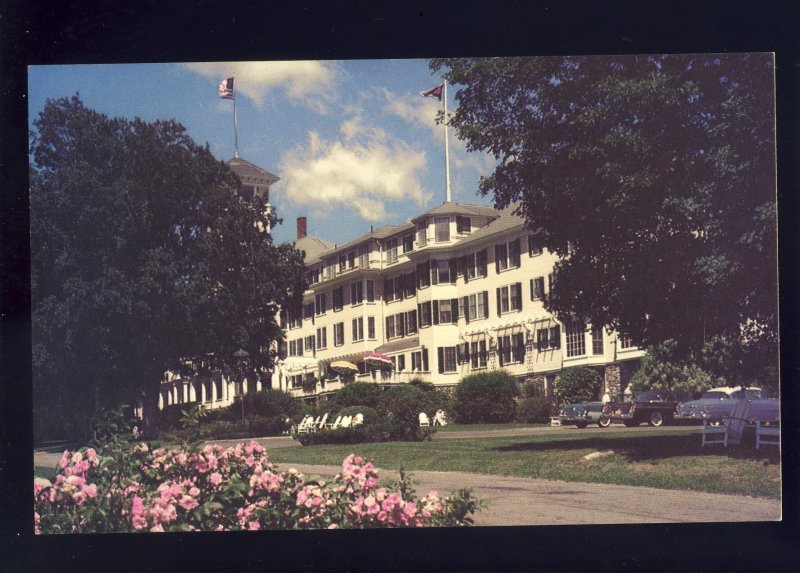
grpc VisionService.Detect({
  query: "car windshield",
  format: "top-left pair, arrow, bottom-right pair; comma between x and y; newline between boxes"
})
636,391 -> 664,401
745,389 -> 764,399
701,391 -> 728,400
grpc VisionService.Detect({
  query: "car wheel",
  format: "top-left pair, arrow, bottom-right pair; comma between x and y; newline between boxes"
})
649,411 -> 664,427
575,422 -> 588,429
597,417 -> 611,428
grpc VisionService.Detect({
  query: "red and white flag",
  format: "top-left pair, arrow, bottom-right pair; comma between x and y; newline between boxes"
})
420,83 -> 444,101
218,77 -> 235,100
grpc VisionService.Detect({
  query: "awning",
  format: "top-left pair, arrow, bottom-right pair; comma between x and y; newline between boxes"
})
363,352 -> 394,369
374,336 -> 420,355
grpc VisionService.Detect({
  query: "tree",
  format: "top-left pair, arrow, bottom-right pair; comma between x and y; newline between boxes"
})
453,370 -> 518,423
430,55 -> 778,385
554,367 -> 603,404
30,95 -> 307,440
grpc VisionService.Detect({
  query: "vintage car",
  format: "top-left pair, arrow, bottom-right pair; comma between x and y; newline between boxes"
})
603,390 -> 696,427
675,386 -> 766,422
558,401 -> 611,428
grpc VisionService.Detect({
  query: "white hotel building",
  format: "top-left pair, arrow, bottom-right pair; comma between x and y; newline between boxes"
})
157,157 -> 644,411
275,202 -> 645,402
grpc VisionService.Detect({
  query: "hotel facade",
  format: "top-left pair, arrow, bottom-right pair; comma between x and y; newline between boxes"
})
156,157 -> 644,411
274,202 -> 644,402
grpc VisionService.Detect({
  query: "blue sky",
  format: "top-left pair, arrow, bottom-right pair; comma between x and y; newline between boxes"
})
28,60 -> 497,246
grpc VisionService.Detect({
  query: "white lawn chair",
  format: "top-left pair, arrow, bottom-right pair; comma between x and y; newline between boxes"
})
701,417 -> 729,447
316,413 -> 328,432
352,413 -> 364,427
296,415 -> 314,434
340,415 -> 352,428
419,412 -> 431,427
327,415 -> 343,430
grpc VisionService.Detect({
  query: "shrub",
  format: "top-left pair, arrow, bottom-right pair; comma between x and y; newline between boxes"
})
554,367 -> 603,404
329,382 -> 383,410
517,394 -> 556,423
242,389 -> 301,419
335,406 -> 378,424
453,370 -> 519,423
34,441 -> 478,532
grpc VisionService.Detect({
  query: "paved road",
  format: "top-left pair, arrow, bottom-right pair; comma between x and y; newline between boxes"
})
34,426 -> 780,526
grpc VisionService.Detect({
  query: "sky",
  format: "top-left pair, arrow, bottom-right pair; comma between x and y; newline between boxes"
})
28,60 -> 498,246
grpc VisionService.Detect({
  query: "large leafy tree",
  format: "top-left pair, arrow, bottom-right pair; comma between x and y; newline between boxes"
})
430,54 -> 777,385
30,95 -> 306,440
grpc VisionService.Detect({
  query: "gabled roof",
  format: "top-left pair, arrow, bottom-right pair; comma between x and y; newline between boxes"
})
411,202 -> 500,223
295,235 -> 335,265
455,205 -> 526,248
320,222 -> 416,259
227,157 -> 280,186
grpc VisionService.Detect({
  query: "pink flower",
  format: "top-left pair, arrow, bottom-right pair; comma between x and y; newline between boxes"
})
248,521 -> 260,530
178,495 -> 198,511
377,511 -> 388,522
209,472 -> 223,486
150,524 -> 164,532
59,451 -> 70,469
188,487 -> 200,497
175,453 -> 187,465
84,483 -> 98,499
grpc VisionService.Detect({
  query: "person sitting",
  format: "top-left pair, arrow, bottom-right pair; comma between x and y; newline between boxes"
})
432,409 -> 448,426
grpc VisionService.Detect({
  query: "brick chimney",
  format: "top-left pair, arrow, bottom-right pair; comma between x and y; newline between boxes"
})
296,217 -> 307,240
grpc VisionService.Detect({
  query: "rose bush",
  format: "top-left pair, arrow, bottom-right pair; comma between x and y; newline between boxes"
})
34,440 -> 480,533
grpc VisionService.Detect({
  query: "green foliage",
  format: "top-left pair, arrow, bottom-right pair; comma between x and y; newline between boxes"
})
242,389 -> 300,419
329,382 -> 384,410
431,55 -> 777,384
30,95 -> 307,441
179,405 -> 208,430
628,339 -> 724,394
517,388 -> 556,423
554,367 -> 603,404
453,370 -> 519,423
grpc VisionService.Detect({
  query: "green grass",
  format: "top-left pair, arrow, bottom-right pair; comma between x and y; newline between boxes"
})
266,428 -> 781,499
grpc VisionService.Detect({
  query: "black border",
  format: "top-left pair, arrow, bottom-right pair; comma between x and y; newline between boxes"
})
3,1 -> 800,571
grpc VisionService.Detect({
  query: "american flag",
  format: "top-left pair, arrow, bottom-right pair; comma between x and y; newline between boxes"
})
420,83 -> 443,101
218,77 -> 235,100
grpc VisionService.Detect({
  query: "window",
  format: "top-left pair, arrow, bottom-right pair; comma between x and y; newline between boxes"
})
477,290 -> 488,319
303,302 -> 315,321
461,291 -> 489,322
367,317 -> 375,339
620,334 -> 635,349
456,216 -> 471,234
417,261 -> 430,288
350,281 -> 363,305
305,335 -> 316,354
333,323 -> 344,347
315,293 -> 326,315
332,287 -> 343,311
383,277 -> 394,302
439,299 -> 453,323
495,238 -> 521,272
347,251 -> 355,269
418,302 -> 432,328
461,251 -> 486,282
528,235 -> 542,256
431,259 -> 457,285
386,316 -> 396,339
496,283 -> 522,315
352,317 -> 364,341
592,325 -> 604,355
357,244 -> 369,269
467,294 -> 478,322
477,250 -> 488,277
437,347 -> 457,373
397,354 -> 406,371
495,333 -> 525,365
565,319 -> 586,357
291,375 -> 303,389
386,238 -> 398,264
366,279 -> 375,302
403,272 -> 416,298
402,234 -> 414,253
338,255 -> 346,273
395,313 -> 405,338
434,216 -> 450,242
416,220 -> 427,247
531,277 -> 545,301
470,340 -> 488,368
406,310 -> 417,334
537,326 -> 561,350
411,350 -> 428,372
316,327 -> 327,349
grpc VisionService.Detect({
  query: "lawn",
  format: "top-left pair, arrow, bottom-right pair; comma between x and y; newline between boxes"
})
266,428 -> 781,499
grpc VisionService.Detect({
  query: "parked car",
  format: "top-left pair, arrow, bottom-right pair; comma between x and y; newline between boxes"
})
675,386 -> 766,422
603,390 -> 696,427
558,401 -> 611,428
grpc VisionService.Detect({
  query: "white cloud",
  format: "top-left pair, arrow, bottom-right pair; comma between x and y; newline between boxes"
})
277,118 -> 429,222
183,61 -> 341,113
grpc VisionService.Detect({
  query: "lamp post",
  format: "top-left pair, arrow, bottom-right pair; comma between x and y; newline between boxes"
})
233,348 -> 250,435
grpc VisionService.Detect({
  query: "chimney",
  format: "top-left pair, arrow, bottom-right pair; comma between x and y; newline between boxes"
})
296,217 -> 307,240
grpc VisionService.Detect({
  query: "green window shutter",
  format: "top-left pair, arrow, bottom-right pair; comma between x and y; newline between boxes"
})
494,245 -> 501,274
433,300 -> 439,325
496,288 -> 502,317
437,347 -> 444,374
451,298 -> 459,323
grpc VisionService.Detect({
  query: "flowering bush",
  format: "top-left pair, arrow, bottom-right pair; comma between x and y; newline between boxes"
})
34,440 -> 480,533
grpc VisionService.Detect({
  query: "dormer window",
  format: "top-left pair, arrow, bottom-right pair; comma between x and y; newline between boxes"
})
386,238 -> 398,264
417,220 -> 428,247
456,216 -> 471,234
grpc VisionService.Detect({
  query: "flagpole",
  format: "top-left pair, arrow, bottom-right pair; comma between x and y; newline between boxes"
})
233,74 -> 239,158
443,80 -> 451,203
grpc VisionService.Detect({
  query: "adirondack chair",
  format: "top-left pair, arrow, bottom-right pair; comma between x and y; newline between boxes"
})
327,415 -> 343,430
701,417 -> 729,447
352,413 -> 364,427
340,415 -> 352,428
419,412 -> 431,427
315,413 -> 329,432
296,415 -> 314,434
